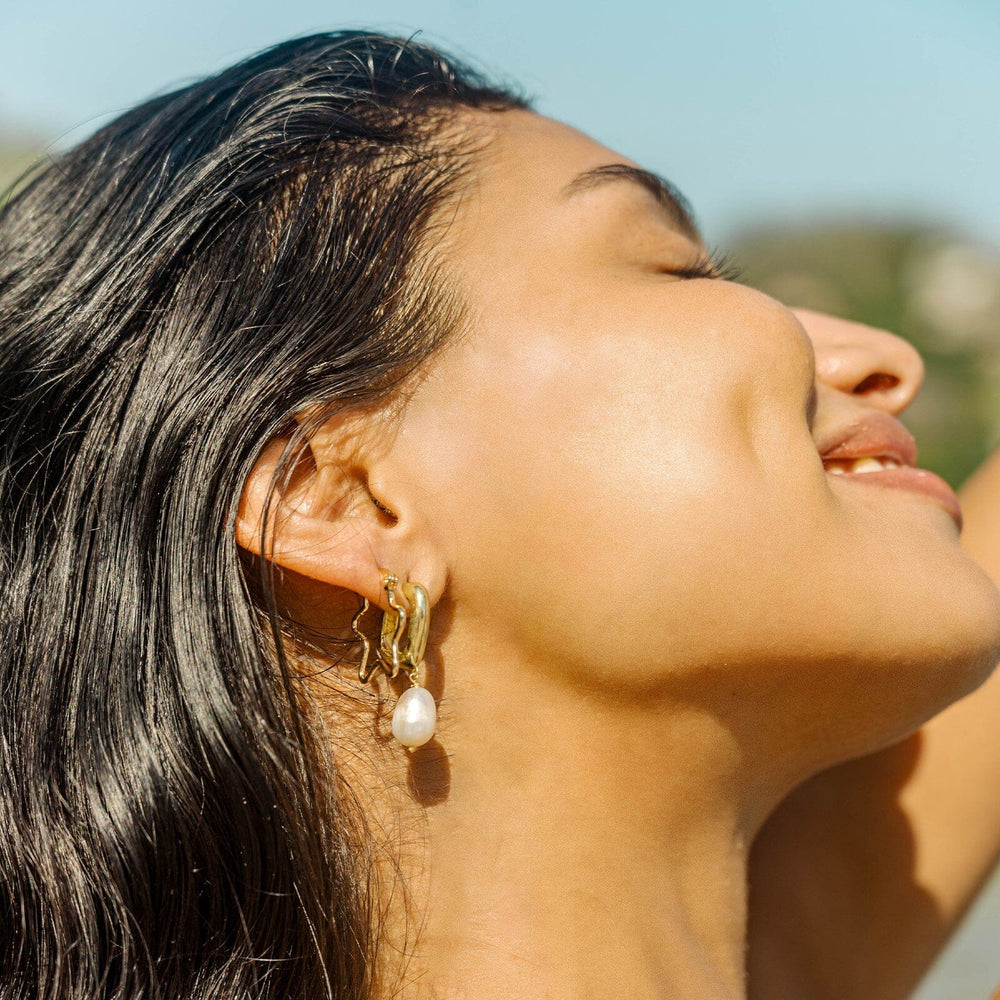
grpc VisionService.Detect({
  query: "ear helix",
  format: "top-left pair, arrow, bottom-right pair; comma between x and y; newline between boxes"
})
352,570 -> 436,750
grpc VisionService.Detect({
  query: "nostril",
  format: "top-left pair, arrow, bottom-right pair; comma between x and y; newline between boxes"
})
853,372 -> 900,395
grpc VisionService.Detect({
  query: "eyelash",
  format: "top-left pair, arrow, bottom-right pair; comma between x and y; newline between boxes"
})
665,250 -> 743,283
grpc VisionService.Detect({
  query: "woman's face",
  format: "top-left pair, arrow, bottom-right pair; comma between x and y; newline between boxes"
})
381,111 -> 1000,767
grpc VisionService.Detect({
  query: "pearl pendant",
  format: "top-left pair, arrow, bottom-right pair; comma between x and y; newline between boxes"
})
391,686 -> 437,749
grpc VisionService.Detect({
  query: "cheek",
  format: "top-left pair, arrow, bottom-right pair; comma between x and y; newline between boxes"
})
401,325 -> 828,683
393,289 -> 1000,773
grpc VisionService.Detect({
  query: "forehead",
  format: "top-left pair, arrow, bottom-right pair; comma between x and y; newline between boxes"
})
465,110 -> 631,219
447,110 -> 700,255
474,110 -> 621,180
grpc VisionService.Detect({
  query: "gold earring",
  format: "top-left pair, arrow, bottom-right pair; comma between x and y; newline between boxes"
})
352,570 -> 436,750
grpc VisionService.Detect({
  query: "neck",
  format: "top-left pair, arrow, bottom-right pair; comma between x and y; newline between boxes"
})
367,659 -> 768,1000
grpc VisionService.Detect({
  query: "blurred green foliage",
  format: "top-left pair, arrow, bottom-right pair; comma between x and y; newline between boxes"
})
730,224 -> 1000,487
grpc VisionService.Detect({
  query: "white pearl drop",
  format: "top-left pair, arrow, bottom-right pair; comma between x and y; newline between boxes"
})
391,686 -> 437,749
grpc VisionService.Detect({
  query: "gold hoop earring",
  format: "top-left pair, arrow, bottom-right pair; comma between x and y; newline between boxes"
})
351,570 -> 436,750
352,597 -> 376,685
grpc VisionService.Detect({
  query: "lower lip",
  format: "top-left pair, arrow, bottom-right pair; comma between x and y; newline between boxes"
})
826,466 -> 963,529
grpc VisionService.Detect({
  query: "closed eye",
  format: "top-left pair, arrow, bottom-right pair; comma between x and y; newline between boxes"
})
664,249 -> 743,283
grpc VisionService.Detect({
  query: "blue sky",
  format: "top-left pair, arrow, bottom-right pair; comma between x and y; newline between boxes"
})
2,0 -> 999,246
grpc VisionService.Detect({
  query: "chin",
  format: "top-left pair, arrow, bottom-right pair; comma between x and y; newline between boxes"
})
831,577 -> 1000,769
741,560 -> 1000,787
832,506 -> 1000,750
921,589 -> 1000,714
923,553 -> 1000,691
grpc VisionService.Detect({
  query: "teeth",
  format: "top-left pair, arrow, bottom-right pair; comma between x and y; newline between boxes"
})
824,456 -> 903,474
851,457 -> 887,473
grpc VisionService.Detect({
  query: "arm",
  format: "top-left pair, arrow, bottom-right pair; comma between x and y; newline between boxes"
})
748,446 -> 1000,1000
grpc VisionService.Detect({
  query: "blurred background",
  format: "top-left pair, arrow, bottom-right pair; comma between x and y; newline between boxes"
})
2,0 -> 999,995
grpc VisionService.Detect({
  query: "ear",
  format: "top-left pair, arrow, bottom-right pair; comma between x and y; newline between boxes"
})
235,417 -> 445,611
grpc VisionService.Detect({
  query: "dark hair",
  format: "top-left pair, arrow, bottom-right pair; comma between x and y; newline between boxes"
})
0,32 -> 522,999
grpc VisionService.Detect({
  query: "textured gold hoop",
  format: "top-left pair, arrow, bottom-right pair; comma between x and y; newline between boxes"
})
352,571 -> 430,685
380,580 -> 429,684
352,596 -> 376,684
380,573 -> 408,678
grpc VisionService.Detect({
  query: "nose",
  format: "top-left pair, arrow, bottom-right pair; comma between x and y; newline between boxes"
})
792,308 -> 925,415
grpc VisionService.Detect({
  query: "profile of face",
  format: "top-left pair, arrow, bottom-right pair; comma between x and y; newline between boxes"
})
243,110 -> 1000,786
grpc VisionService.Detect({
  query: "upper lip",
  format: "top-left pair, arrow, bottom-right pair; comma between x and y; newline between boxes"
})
815,412 -> 918,467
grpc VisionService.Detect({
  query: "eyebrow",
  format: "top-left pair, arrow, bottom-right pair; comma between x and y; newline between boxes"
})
562,164 -> 702,243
